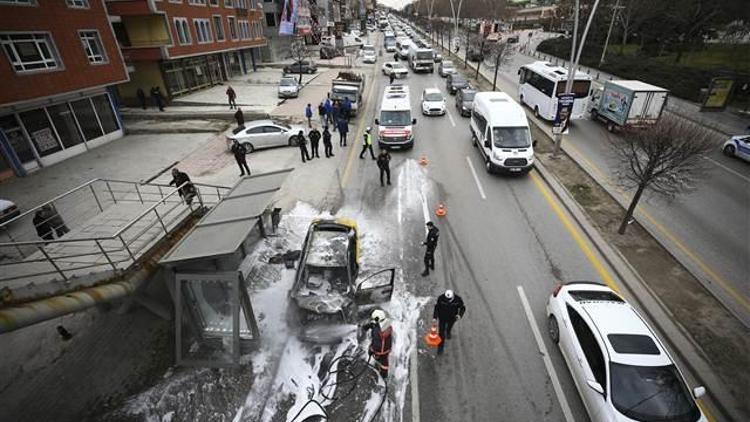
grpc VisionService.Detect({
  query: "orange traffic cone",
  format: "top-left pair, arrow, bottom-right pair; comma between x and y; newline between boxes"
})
424,325 -> 442,348
419,155 -> 429,166
435,203 -> 447,217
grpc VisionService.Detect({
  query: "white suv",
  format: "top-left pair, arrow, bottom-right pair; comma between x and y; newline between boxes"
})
547,281 -> 707,422
421,88 -> 446,116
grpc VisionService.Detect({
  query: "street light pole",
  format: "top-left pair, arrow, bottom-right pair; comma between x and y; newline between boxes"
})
599,0 -> 624,67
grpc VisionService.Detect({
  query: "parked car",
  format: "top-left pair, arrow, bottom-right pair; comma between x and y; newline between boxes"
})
421,88 -> 446,116
446,73 -> 469,94
547,281 -> 707,422
382,61 -> 408,78
284,60 -> 317,74
225,120 -> 304,153
0,198 -> 20,224
277,76 -> 301,98
287,219 -> 396,343
438,60 -> 456,77
722,135 -> 750,162
455,87 -> 476,117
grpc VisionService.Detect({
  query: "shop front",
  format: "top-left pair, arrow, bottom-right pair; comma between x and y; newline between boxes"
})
162,54 -> 224,97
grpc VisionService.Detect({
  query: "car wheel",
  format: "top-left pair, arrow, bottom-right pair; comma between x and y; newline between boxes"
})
607,121 -> 616,133
533,106 -> 539,118
591,109 -> 598,120
472,133 -> 478,147
242,142 -> 254,154
723,144 -> 736,157
485,157 -> 492,173
308,68 -> 315,74
288,136 -> 299,147
548,315 -> 560,344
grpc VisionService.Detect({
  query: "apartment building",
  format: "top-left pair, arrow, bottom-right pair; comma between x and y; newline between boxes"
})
107,0 -> 267,104
0,0 -> 129,179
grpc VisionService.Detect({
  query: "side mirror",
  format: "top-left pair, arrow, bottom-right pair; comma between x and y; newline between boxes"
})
586,380 -> 604,395
532,140 -> 538,147
484,140 -> 490,148
412,118 -> 417,124
517,68 -> 521,75
374,118 -> 380,125
693,386 -> 706,399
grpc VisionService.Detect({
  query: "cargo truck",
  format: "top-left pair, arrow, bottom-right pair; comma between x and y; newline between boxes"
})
330,72 -> 366,116
588,80 -> 669,132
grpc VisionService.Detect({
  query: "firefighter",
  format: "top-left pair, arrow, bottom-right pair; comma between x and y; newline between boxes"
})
362,309 -> 393,379
433,289 -> 466,355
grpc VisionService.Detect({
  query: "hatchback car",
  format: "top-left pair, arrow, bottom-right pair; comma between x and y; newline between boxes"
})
0,198 -> 20,224
438,60 -> 456,77
284,60 -> 317,74
421,88 -> 446,116
225,120 -> 305,153
547,281 -> 707,422
446,73 -> 469,94
722,135 -> 750,162
382,61 -> 408,78
288,219 -> 396,343
361,44 -> 377,63
277,76 -> 301,98
455,87 -> 476,117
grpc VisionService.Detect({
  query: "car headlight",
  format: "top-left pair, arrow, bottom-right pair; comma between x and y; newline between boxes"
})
493,151 -> 502,160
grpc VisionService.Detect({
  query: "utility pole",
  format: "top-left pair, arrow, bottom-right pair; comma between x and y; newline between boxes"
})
599,0 -> 624,66
552,0 -> 601,157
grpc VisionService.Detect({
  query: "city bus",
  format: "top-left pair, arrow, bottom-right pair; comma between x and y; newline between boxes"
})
518,61 -> 592,121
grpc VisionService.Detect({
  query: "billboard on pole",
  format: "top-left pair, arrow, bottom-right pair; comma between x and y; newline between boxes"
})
553,93 -> 574,135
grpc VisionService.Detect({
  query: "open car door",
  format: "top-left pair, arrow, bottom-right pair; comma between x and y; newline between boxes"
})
355,268 -> 396,305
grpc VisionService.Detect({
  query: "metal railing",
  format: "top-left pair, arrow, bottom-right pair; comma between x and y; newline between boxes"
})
0,178 -> 231,285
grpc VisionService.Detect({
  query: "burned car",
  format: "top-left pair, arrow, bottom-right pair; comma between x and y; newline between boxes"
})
288,219 -> 395,343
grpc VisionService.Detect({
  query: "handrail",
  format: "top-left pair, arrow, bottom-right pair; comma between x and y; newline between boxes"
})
0,178 -> 101,229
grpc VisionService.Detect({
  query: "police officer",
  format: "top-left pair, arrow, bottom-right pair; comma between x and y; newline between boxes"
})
322,126 -> 334,158
362,309 -> 393,379
377,150 -> 391,186
297,130 -> 311,163
432,289 -> 466,355
308,126 -> 321,159
421,221 -> 439,276
359,127 -> 376,160
231,139 -> 251,176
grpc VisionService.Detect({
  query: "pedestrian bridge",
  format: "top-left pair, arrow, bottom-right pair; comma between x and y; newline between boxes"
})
0,178 -> 231,310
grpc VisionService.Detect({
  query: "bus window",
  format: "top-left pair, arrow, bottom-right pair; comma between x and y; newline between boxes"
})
556,80 -> 592,98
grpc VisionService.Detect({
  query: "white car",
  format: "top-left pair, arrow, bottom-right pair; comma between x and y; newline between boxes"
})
421,88 -> 446,116
722,135 -> 750,162
0,198 -> 20,224
226,120 -> 305,153
382,62 -> 408,78
277,76 -> 301,98
547,281 -> 707,422
361,44 -> 377,64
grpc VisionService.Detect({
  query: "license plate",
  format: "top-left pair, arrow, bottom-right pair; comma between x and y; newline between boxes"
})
510,168 -> 521,172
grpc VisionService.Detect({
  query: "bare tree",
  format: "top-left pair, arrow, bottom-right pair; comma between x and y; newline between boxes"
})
483,41 -> 515,91
448,0 -> 465,40
290,38 -> 309,84
610,116 -> 715,234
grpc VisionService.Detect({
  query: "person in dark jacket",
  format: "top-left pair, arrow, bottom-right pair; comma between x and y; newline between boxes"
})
322,126 -> 334,158
150,86 -> 165,111
308,126 -> 321,159
377,150 -> 391,186
421,221 -> 439,276
234,107 -> 245,128
324,99 -> 334,126
169,168 -> 195,204
389,72 -> 395,85
46,205 -> 69,237
305,103 -> 313,128
342,97 -> 352,121
297,130 -> 311,163
136,88 -> 147,110
331,100 -> 341,131
337,118 -> 349,146
432,289 -> 465,354
362,309 -> 393,379
318,101 -> 326,126
33,207 -> 54,241
231,139 -> 251,176
226,86 -> 237,109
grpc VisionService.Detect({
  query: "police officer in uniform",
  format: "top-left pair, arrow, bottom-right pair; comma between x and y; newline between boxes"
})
422,221 -> 439,276
359,127 -> 376,160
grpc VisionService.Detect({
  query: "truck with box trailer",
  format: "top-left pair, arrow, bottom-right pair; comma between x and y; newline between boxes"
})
588,80 -> 669,132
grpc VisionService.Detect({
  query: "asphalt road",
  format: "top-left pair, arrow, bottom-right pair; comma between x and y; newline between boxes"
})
417,25 -> 750,327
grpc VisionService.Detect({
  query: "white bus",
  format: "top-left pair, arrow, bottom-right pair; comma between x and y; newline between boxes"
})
518,61 -> 592,121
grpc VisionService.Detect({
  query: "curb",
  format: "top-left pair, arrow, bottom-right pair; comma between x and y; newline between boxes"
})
533,156 -> 738,421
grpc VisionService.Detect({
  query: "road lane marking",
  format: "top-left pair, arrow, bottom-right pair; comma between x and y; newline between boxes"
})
465,156 -> 487,199
446,110 -> 456,127
410,327 -> 421,422
516,285 -> 576,422
703,155 -> 750,183
530,171 -> 620,293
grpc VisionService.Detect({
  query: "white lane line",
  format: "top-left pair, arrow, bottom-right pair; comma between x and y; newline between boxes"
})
465,156 -> 487,200
420,190 -> 431,228
703,155 -> 750,183
516,286 -> 575,422
410,327 -> 421,422
446,110 -> 456,127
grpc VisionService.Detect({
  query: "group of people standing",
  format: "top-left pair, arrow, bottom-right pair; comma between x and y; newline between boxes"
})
135,87 -> 165,112
295,126 -> 335,163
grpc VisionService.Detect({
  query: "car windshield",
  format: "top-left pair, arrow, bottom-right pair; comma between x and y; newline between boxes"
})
462,92 -> 476,102
417,51 -> 433,60
280,79 -> 296,86
424,92 -> 443,101
610,363 -> 701,422
392,63 -> 406,69
380,110 -> 411,126
452,77 -> 467,85
443,62 -> 455,69
332,89 -> 357,102
492,127 -> 531,148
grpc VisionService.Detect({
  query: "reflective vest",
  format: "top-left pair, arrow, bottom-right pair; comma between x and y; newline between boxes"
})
363,132 -> 372,146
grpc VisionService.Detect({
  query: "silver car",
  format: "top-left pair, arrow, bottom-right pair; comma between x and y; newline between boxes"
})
278,76 -> 301,98
226,120 -> 305,153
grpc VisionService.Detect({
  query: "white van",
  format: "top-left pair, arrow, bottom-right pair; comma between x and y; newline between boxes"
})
470,92 -> 536,174
375,84 -> 416,149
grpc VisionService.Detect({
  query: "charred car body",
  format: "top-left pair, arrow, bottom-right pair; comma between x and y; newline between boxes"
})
288,219 -> 395,343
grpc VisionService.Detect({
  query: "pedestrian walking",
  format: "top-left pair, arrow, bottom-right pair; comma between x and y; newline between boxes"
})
308,126 -> 321,159
432,289 -> 465,355
377,150 -> 391,186
389,72 -> 395,85
169,168 -> 196,205
305,103 -> 313,128
150,86 -> 165,111
337,118 -> 349,146
226,86 -> 237,109
318,101 -> 326,126
297,130 -> 311,162
231,139 -> 251,176
362,309 -> 393,379
421,221 -> 439,276
332,100 -> 341,131
136,88 -> 147,110
359,127 -> 376,160
342,97 -> 352,121
324,98 -> 334,126
234,107 -> 245,129
322,126 -> 334,157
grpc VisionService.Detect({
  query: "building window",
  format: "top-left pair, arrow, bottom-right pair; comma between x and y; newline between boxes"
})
70,99 -> 103,141
224,0 -> 233,8
193,19 -> 213,43
0,0 -> 37,5
228,16 -> 238,40
236,0 -> 245,8
46,103 -> 84,148
237,20 -> 248,40
265,12 -> 275,27
188,0 -> 206,5
209,0 -> 218,5
212,15 -> 225,41
0,33 -> 60,72
79,30 -> 107,64
174,17 -> 191,45
66,0 -> 88,8
91,94 -> 120,134
19,109 -> 62,157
